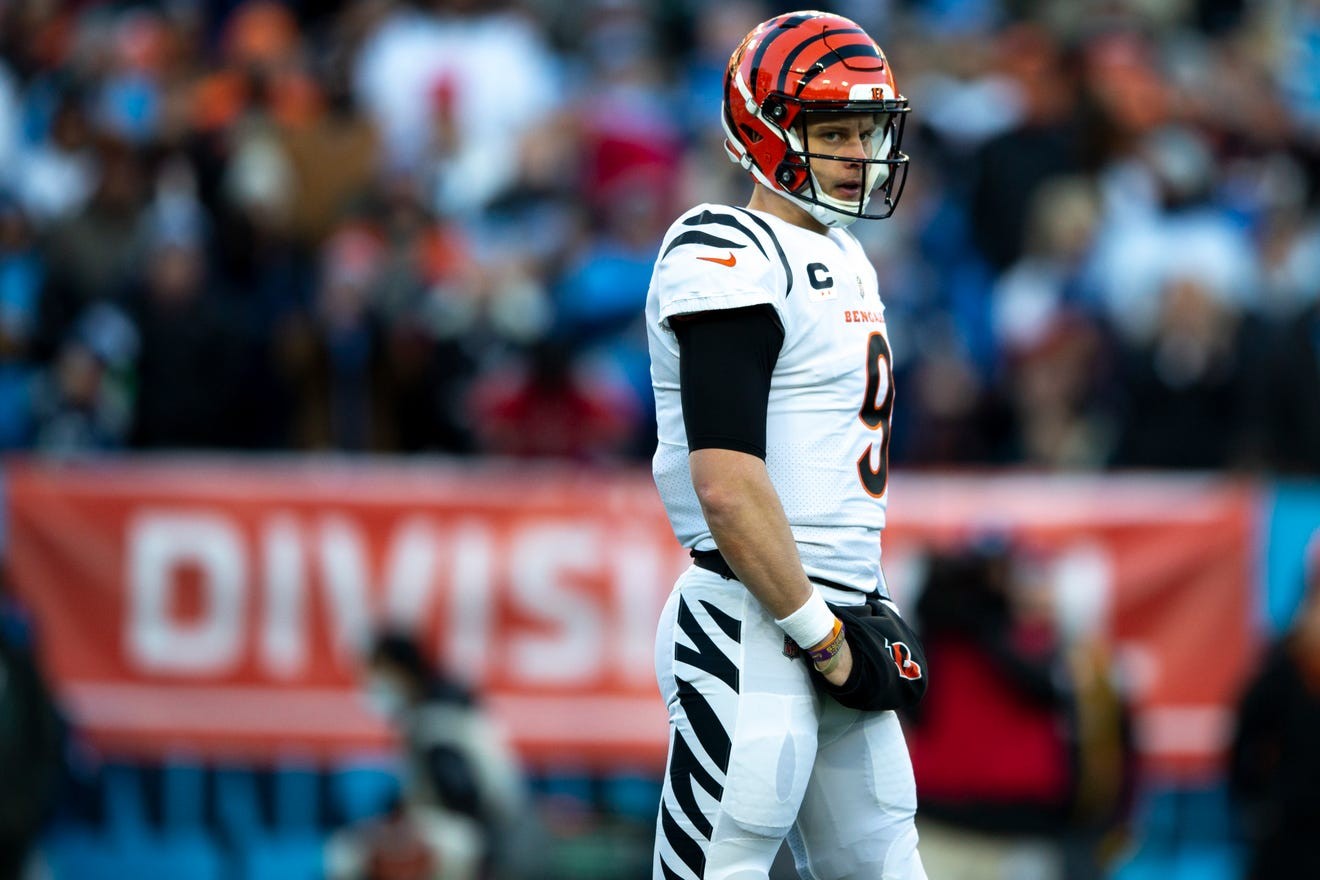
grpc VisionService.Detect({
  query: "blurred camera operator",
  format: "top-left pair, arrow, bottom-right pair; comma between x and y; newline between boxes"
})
348,631 -> 539,880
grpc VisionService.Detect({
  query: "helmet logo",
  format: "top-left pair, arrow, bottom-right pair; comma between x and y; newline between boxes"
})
850,82 -> 895,100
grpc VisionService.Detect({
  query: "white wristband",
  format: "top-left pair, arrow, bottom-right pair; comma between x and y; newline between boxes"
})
775,586 -> 836,649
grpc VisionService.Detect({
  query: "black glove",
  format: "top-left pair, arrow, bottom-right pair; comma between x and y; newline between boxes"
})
810,598 -> 928,712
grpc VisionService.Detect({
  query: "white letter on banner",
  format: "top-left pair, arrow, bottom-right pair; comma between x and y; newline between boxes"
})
316,515 -> 376,667
1052,541 -> 1114,643
443,520 -> 495,683
508,523 -> 602,684
317,515 -> 441,668
261,514 -> 305,678
380,516 -> 441,628
127,510 -> 246,675
610,533 -> 665,686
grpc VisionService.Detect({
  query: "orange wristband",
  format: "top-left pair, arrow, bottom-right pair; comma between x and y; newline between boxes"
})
806,617 -> 846,665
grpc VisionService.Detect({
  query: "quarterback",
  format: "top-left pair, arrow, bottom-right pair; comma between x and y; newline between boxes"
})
646,10 -> 929,880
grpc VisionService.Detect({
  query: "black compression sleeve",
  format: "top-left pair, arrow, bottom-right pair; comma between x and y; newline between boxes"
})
673,305 -> 784,459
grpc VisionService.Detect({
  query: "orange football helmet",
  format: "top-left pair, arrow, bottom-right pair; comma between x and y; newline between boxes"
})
723,11 -> 910,226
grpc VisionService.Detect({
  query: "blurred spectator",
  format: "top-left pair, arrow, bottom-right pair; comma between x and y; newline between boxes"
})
90,7 -> 171,146
369,177 -> 487,454
991,176 -> 1119,469
908,38 -> 1021,158
966,24 -> 1089,273
573,1 -> 682,217
1253,157 -> 1320,318
905,542 -> 1134,880
0,196 -> 42,448
13,88 -> 97,226
282,221 -> 390,450
1229,533 -> 1320,879
0,585 -> 64,880
352,0 -> 562,215
991,176 -> 1100,356
1253,295 -> 1320,473
0,60 -> 17,194
1003,312 -> 1117,470
1276,0 -> 1320,134
30,303 -> 137,454
127,224 -> 243,449
1086,125 -> 1260,349
906,545 -> 1074,880
895,330 -> 1013,466
360,631 -> 540,880
467,338 -> 637,460
34,138 -> 147,361
548,172 -> 666,454
279,65 -> 380,248
1111,273 -> 1256,469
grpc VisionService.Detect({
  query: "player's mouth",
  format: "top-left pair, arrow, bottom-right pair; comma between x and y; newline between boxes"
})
833,180 -> 864,200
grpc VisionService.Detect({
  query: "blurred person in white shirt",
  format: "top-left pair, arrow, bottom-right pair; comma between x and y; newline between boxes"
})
352,0 -> 562,216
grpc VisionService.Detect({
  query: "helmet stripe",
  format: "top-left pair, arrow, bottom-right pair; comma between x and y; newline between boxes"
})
775,28 -> 866,93
794,43 -> 886,96
748,12 -> 816,94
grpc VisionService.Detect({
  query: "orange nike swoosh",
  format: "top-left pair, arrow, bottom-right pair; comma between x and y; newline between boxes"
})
697,252 -> 737,267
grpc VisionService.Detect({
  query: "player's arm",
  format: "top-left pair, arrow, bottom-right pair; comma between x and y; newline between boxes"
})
675,305 -> 853,685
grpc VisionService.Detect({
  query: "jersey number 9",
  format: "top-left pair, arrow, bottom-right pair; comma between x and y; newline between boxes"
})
857,332 -> 894,498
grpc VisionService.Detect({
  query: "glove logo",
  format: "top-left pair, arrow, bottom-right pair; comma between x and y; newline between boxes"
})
888,640 -> 923,681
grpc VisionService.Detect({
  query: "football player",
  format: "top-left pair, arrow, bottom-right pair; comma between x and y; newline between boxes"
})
646,10 -> 928,880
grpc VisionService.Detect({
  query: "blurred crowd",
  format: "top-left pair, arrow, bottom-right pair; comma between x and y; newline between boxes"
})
0,0 -> 1318,469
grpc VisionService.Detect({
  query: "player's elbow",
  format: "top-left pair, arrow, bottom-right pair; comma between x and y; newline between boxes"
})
693,475 -> 741,523
690,449 -> 764,525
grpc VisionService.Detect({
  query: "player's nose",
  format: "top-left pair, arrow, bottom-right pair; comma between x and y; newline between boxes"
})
839,134 -> 867,162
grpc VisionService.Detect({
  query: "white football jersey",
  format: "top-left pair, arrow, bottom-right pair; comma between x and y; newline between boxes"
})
647,203 -> 895,600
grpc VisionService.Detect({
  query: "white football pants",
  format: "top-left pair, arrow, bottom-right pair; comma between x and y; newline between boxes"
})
653,565 -> 927,880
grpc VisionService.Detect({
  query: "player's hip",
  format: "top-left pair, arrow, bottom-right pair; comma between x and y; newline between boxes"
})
655,566 -> 819,706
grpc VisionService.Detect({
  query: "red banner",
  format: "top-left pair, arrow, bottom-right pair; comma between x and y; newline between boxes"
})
3,461 -> 1258,777
877,474 -> 1260,780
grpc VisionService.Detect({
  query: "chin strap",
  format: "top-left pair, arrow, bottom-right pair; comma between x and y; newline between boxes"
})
758,187 -> 855,228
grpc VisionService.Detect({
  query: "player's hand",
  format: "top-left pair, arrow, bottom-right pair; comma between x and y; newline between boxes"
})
815,639 -> 853,686
810,601 -> 928,712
